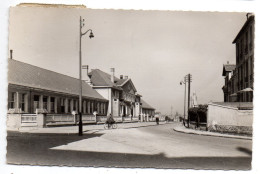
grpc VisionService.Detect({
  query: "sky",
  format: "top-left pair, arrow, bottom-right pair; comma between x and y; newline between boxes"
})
8,5 -> 247,115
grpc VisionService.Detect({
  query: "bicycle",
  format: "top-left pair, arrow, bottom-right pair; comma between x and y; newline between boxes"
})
104,122 -> 118,129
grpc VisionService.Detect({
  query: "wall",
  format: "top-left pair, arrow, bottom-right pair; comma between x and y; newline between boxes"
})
90,88 -> 111,115
207,103 -> 253,134
7,114 -> 21,129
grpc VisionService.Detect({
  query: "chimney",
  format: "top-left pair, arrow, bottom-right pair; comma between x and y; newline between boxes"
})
227,61 -> 229,64
246,13 -> 253,19
82,65 -> 91,85
120,75 -> 123,79
124,76 -> 128,79
110,68 -> 115,83
10,50 -> 13,59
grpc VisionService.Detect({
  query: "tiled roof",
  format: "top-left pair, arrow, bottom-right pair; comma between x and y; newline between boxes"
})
8,59 -> 107,101
222,64 -> 236,76
141,99 -> 155,110
89,69 -> 132,90
116,78 -> 128,86
88,69 -> 118,87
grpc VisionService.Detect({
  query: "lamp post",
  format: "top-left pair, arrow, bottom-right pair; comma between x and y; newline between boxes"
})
78,16 -> 94,136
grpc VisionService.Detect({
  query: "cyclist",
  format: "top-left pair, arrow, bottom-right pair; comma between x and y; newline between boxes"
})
106,114 -> 115,128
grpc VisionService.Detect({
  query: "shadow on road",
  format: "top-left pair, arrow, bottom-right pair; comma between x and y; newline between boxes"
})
237,147 -> 252,156
83,123 -> 167,133
6,132 -> 252,170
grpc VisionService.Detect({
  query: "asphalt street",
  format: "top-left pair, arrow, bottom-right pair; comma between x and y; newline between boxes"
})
6,123 -> 252,170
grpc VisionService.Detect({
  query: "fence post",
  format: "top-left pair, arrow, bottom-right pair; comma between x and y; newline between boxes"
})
37,113 -> 46,128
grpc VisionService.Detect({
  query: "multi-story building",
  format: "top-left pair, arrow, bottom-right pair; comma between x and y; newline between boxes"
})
86,68 -> 155,120
222,14 -> 254,102
222,62 -> 236,102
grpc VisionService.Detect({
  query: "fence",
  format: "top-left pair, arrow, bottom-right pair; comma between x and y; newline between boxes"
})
82,114 -> 96,122
46,114 -> 74,123
46,114 -> 97,125
96,116 -> 107,123
21,114 -> 37,127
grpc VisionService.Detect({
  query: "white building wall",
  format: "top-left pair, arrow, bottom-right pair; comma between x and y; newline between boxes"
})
207,103 -> 253,127
95,88 -> 111,116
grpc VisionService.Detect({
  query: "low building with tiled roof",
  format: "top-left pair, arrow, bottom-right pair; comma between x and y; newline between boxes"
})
8,59 -> 108,116
141,99 -> 155,121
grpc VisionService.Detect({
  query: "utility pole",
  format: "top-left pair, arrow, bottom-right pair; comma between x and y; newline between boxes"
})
171,106 -> 173,120
180,75 -> 188,126
187,73 -> 192,128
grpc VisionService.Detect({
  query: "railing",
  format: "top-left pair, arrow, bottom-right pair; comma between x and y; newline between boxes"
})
21,114 -> 37,123
46,114 -> 74,123
122,116 -> 132,122
96,116 -> 107,123
46,114 -> 96,124
113,116 -> 123,122
82,114 -> 96,122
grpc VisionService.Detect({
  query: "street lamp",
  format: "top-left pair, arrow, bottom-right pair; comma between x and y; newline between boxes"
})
78,16 -> 94,136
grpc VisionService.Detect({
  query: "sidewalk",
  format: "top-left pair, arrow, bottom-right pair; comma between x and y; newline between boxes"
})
7,121 -> 162,134
172,123 -> 252,140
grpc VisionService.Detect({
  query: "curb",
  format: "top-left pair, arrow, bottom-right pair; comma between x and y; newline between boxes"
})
172,127 -> 252,140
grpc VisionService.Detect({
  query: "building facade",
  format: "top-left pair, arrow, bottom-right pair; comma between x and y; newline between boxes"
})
8,59 -> 108,116
222,14 -> 254,102
7,58 -> 156,127
140,99 -> 155,121
87,68 -> 155,120
222,63 -> 236,102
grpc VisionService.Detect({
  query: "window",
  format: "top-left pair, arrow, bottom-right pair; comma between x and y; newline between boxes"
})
91,102 -> 94,113
20,93 -> 26,112
60,98 -> 65,113
236,43 -> 239,63
245,31 -> 248,54
33,95 -> 40,112
50,97 -> 55,112
8,92 -> 15,109
68,99 -> 71,113
249,26 -> 253,49
87,101 -> 90,114
43,96 -> 48,110
72,100 -> 76,111
83,100 -> 87,113
97,102 -> 100,113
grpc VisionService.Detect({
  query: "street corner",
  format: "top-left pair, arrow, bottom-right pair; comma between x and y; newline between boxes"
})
172,122 -> 252,140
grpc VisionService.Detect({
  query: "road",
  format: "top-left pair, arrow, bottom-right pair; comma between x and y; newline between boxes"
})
6,123 -> 252,170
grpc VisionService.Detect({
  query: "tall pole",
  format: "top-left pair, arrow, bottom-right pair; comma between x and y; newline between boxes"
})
183,79 -> 186,126
171,106 -> 173,119
187,74 -> 191,128
78,16 -> 83,136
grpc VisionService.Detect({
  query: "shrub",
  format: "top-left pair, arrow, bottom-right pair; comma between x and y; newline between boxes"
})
188,105 -> 208,125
